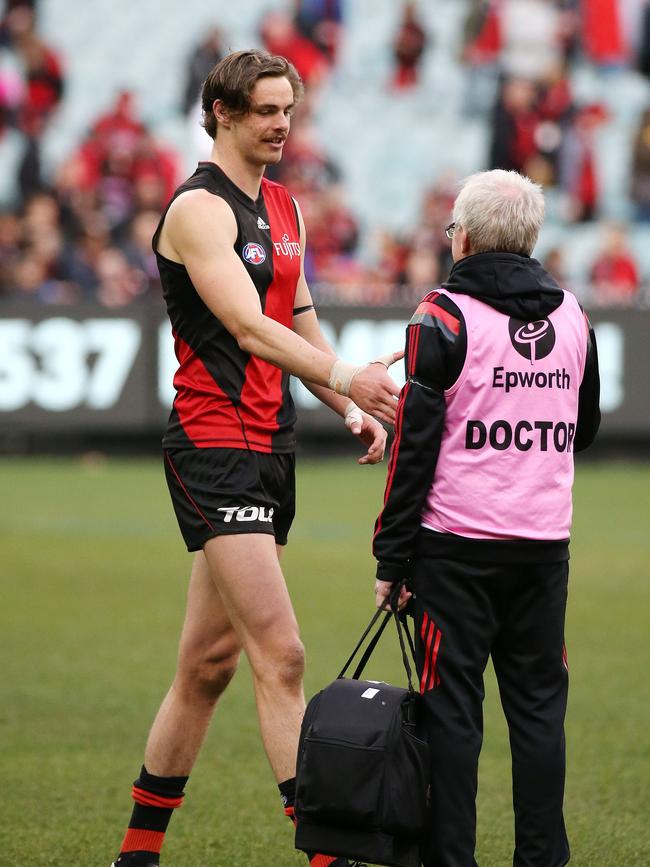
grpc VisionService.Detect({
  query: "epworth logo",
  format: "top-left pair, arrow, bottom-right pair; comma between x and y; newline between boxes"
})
509,317 -> 555,363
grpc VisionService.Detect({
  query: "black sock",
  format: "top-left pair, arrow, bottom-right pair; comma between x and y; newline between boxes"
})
279,776 -> 297,820
115,766 -> 189,866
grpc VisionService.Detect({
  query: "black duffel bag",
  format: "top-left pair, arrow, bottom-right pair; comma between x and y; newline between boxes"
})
295,584 -> 429,867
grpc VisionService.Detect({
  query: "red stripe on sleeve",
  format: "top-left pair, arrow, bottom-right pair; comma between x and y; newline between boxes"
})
415,301 -> 460,335
373,381 -> 411,541
406,321 -> 417,372
410,323 -> 422,376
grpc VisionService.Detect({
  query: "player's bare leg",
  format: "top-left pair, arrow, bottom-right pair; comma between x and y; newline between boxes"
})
111,553 -> 241,866
113,538 -> 350,866
202,534 -> 351,865
202,533 -> 305,782
144,551 -> 242,776
142,542 -> 288,773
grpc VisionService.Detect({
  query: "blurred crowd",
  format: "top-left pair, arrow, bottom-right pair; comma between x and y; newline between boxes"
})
1,0 -> 650,309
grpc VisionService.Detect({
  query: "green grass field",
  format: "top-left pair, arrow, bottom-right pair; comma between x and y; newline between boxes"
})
1,456 -> 648,867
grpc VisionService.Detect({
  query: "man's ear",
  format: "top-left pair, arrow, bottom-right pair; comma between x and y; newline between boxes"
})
461,231 -> 471,255
213,99 -> 231,128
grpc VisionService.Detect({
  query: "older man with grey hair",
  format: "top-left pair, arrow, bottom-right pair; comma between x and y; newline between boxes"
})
374,169 -> 601,867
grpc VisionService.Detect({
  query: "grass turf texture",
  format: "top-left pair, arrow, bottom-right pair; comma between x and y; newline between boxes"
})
0,456 -> 648,867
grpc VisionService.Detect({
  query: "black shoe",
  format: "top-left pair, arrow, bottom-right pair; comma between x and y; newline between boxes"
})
111,860 -> 159,867
323,860 -> 367,867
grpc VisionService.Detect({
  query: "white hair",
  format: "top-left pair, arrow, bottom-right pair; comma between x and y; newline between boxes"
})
453,169 -> 545,256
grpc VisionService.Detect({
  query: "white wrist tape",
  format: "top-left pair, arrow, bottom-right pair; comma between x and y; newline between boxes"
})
344,401 -> 363,431
328,359 -> 361,396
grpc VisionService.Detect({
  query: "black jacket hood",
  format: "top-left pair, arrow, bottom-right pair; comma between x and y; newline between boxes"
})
442,252 -> 564,320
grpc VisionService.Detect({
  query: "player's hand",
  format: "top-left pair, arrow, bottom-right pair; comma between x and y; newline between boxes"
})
344,404 -> 388,464
375,579 -> 411,611
348,350 -> 403,425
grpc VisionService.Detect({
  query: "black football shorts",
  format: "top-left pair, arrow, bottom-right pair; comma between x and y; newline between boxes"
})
163,447 -> 296,551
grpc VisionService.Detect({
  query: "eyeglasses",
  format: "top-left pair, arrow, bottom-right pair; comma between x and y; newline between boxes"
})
445,222 -> 456,240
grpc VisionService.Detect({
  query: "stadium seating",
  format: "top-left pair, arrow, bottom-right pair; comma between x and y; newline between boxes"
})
14,0 -> 650,303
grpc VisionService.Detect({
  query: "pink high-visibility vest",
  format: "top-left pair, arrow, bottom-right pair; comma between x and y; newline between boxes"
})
421,289 -> 588,541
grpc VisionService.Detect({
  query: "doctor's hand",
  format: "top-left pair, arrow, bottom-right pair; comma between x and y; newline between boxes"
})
346,351 -> 403,425
375,579 -> 412,611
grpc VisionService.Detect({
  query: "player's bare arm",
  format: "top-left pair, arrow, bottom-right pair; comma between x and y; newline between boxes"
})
291,203 -> 387,463
293,308 -> 387,464
292,204 -> 404,419
159,189 -> 400,423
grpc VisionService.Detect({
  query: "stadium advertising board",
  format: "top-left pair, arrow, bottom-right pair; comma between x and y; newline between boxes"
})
0,304 -> 155,430
0,303 -> 648,438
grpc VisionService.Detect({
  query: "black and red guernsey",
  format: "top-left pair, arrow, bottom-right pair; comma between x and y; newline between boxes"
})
153,162 -> 301,453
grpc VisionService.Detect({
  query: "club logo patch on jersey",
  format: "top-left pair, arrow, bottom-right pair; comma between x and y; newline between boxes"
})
509,317 -> 555,363
242,242 -> 267,265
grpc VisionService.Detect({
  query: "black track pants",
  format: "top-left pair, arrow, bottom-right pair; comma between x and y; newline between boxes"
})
410,557 -> 570,867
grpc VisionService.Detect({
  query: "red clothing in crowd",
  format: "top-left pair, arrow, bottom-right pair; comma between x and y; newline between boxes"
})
391,3 -> 428,89
581,0 -> 626,65
19,39 -> 64,133
576,150 -> 597,216
538,75 -> 573,123
510,109 -> 540,170
261,12 -> 329,87
590,251 -> 639,303
463,1 -> 502,65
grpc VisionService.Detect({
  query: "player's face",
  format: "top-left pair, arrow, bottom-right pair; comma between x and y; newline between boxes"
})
235,76 -> 295,167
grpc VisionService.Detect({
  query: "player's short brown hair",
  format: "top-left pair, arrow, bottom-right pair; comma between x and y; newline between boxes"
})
201,49 -> 304,139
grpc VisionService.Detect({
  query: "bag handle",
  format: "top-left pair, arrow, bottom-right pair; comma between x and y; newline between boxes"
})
346,610 -> 392,681
337,581 -> 417,692
337,604 -> 390,680
392,605 -> 416,693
